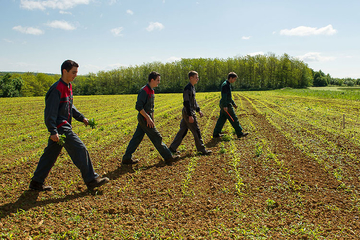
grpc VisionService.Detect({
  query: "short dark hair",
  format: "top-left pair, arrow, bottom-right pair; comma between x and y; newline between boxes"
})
148,71 -> 161,82
188,71 -> 198,79
227,72 -> 238,80
61,60 -> 79,74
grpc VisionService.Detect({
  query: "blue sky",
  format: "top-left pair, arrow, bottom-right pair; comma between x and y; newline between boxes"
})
1,0 -> 359,78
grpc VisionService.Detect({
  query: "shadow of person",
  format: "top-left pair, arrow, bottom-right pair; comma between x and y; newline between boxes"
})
104,163 -> 137,180
0,189 -> 89,220
205,137 -> 221,148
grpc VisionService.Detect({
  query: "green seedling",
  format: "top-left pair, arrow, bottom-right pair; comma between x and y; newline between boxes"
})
88,118 -> 98,129
266,199 -> 278,210
221,134 -> 231,142
57,134 -> 66,146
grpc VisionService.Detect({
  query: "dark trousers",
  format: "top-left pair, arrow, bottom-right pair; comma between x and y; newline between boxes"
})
213,106 -> 243,136
122,114 -> 173,161
32,130 -> 98,184
169,108 -> 206,153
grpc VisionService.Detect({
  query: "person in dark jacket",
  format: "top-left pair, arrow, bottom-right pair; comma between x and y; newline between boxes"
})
29,60 -> 109,191
213,72 -> 249,138
169,71 -> 212,155
122,71 -> 179,166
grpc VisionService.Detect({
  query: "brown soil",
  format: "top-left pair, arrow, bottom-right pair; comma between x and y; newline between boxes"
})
1,94 -> 359,239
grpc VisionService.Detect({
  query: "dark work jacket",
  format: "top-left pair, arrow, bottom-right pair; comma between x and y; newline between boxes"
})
44,79 -> 85,135
219,80 -> 236,108
183,82 -> 200,117
136,84 -> 154,115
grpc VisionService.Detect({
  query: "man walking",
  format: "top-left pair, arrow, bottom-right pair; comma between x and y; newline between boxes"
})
169,71 -> 211,155
213,72 -> 248,138
122,71 -> 179,166
29,60 -> 109,191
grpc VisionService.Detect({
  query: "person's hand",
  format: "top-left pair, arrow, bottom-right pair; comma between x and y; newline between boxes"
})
83,118 -> 89,126
199,111 -> 204,118
224,107 -> 228,112
146,117 -> 155,128
50,133 -> 59,142
234,104 -> 238,109
189,116 -> 194,123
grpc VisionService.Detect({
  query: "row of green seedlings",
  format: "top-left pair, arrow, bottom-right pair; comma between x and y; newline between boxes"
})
250,95 -> 358,188
259,95 -> 360,150
244,94 -> 360,214
181,156 -> 199,196
237,95 -> 329,239
238,94 -> 301,192
260,96 -> 360,162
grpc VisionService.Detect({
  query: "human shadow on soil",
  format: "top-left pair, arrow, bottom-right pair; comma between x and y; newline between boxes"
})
205,137 -> 222,148
104,164 -> 136,180
105,154 -> 192,180
0,189 -> 95,220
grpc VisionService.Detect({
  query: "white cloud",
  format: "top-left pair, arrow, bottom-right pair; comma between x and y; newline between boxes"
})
167,56 -> 181,62
298,52 -> 336,62
242,36 -> 251,40
46,20 -> 76,30
59,10 -> 72,14
280,24 -> 337,36
126,9 -> 134,15
3,39 -> 13,43
13,25 -> 44,35
109,0 -> 117,5
146,22 -> 164,32
20,0 -> 90,10
248,51 -> 264,56
111,27 -> 124,36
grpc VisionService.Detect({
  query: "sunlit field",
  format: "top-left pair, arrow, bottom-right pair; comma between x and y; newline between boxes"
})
1,89 -> 360,239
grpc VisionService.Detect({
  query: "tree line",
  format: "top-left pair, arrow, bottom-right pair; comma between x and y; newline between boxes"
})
1,53 -> 359,97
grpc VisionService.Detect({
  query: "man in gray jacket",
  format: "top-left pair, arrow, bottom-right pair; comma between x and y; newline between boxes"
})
169,71 -> 212,155
29,60 -> 109,191
122,71 -> 179,166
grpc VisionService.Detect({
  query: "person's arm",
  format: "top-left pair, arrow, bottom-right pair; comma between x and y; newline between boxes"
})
136,89 -> 155,127
183,87 -> 195,123
139,109 -> 154,128
220,83 -> 230,110
44,88 -> 60,141
194,95 -> 203,118
72,105 -> 86,123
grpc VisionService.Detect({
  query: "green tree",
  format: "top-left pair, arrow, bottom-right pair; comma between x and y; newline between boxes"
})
313,70 -> 329,87
0,73 -> 23,97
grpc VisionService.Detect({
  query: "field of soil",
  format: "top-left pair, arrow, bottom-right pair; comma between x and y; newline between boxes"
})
1,90 -> 360,239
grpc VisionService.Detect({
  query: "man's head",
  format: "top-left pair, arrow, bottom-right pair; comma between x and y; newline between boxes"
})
148,71 -> 161,88
188,71 -> 199,85
227,72 -> 238,83
61,60 -> 79,83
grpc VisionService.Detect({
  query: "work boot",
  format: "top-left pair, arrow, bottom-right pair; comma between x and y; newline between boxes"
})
86,176 -> 109,190
122,158 -> 139,165
237,132 -> 249,138
29,180 -> 53,191
200,149 -> 212,155
165,154 -> 180,166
